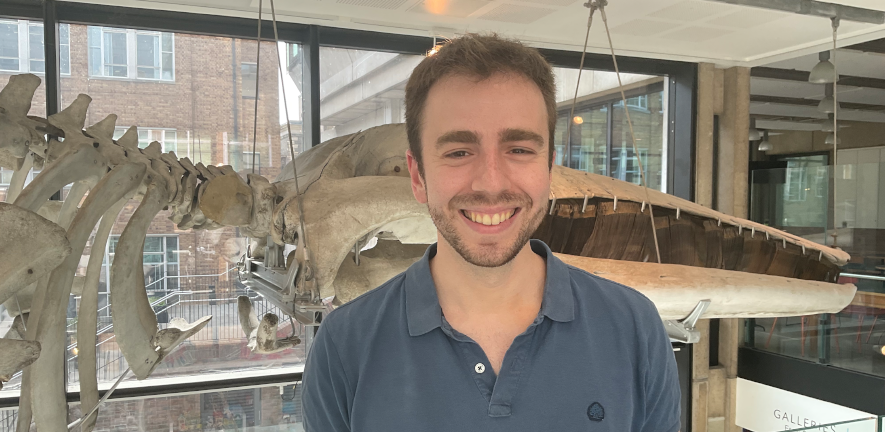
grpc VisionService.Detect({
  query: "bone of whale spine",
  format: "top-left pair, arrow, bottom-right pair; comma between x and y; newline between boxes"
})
77,197 -> 130,432
13,144 -> 107,213
29,163 -> 146,432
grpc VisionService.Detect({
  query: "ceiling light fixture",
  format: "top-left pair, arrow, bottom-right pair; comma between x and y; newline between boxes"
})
748,118 -> 762,141
820,113 -> 839,132
758,130 -> 772,152
825,132 -> 841,146
809,50 -> 838,84
818,84 -> 841,113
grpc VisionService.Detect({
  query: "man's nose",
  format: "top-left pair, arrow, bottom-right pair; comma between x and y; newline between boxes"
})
471,151 -> 511,194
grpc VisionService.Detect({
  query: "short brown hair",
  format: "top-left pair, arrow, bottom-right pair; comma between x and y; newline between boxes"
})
404,33 -> 557,175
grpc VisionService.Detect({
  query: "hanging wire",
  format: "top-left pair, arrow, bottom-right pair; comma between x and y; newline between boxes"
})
597,1 -> 662,264
269,0 -> 316,302
564,2 -> 598,168
251,0 -> 264,175
831,16 -> 840,248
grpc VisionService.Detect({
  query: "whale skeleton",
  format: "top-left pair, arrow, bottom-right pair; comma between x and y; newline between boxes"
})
0,68 -> 855,430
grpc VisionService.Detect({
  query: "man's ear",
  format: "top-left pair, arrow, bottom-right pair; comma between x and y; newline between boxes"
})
550,148 -> 557,181
406,149 -> 428,204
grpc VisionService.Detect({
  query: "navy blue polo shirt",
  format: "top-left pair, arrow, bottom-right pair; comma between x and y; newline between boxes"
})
302,240 -> 681,431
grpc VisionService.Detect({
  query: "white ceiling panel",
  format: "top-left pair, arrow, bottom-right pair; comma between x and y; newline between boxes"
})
57,0 -> 885,66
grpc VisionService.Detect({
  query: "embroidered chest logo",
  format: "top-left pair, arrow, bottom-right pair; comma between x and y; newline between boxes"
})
587,402 -> 605,422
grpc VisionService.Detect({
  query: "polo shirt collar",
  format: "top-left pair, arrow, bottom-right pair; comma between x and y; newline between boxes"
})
405,239 -> 575,337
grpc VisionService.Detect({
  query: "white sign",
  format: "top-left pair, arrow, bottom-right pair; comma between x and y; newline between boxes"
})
736,378 -> 877,432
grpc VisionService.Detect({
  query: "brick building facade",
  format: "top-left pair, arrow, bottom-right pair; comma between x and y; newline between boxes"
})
1,20 -> 306,390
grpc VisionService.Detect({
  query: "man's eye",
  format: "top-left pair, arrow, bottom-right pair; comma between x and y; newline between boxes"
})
447,151 -> 469,158
511,148 -> 533,154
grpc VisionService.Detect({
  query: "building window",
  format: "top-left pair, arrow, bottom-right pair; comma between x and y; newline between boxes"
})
0,20 -> 70,74
241,62 -> 257,98
88,26 -> 174,81
242,151 -> 260,172
105,235 -> 180,294
114,127 -> 177,153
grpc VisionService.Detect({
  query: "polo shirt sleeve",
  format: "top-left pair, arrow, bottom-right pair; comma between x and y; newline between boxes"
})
641,314 -> 682,432
302,321 -> 353,432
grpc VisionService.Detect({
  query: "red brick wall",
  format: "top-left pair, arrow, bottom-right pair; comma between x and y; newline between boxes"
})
1,25 -> 286,286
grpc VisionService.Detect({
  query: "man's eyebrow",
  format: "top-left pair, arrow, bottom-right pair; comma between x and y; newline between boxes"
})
436,130 -> 481,147
499,128 -> 544,147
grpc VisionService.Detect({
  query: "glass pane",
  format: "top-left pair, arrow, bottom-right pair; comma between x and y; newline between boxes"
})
42,26 -> 309,398
161,32 -> 173,52
319,47 -> 422,142
103,31 -> 127,77
165,130 -> 177,154
59,24 -> 70,74
0,22 -> 19,72
143,236 -> 163,252
87,26 -> 101,76
28,24 -> 44,74
552,68 -> 667,192
161,52 -> 173,80
60,383 -> 306,432
143,253 -> 164,264
240,62 -> 256,98
136,33 -> 159,79
748,160 -> 885,378
137,129 -> 149,148
611,91 -> 664,190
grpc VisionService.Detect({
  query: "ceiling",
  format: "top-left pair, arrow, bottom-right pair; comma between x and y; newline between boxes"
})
66,0 -> 885,66
751,46 -> 885,131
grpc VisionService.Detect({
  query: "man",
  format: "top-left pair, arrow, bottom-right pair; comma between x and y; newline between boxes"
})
302,33 -> 680,431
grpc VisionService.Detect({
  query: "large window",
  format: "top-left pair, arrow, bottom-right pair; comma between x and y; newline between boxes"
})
319,47 -> 422,141
0,25 -> 308,398
0,20 -> 70,74
88,26 -> 174,81
553,68 -> 667,191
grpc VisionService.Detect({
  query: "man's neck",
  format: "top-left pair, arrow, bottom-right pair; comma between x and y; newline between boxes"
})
429,237 -> 547,321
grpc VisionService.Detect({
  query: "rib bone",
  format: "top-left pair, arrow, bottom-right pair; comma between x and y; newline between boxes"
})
29,163 -> 146,432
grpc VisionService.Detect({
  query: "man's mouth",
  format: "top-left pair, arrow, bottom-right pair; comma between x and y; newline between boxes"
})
460,209 -> 518,226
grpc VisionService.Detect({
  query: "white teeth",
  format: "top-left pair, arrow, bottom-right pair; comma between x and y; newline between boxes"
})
465,209 -> 515,226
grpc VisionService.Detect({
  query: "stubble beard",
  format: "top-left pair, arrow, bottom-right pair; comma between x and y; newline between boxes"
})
427,189 -> 547,268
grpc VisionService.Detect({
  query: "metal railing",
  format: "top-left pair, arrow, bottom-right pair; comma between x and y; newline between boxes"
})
2,268 -> 306,392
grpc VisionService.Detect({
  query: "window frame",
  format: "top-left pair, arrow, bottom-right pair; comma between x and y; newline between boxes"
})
0,0 -> 696,407
88,26 -> 175,82
0,19 -> 70,75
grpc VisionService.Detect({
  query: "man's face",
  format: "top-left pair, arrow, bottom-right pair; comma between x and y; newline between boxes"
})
407,72 -> 552,267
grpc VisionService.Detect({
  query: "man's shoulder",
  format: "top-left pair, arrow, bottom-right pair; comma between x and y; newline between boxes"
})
319,272 -> 408,336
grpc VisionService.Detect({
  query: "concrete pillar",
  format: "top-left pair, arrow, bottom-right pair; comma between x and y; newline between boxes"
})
693,64 -> 750,432
717,67 -> 751,218
695,63 -> 716,209
691,320 -> 710,432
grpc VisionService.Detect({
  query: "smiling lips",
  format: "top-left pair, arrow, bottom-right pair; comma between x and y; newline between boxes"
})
461,209 -> 516,226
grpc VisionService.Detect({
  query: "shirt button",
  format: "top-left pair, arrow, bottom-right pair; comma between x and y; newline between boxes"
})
475,363 -> 485,374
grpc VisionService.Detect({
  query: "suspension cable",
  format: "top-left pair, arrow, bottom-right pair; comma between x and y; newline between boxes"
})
250,0 -> 263,175
831,16 -> 840,247
597,1 -> 662,264
564,2 -> 597,167
269,0 -> 316,301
